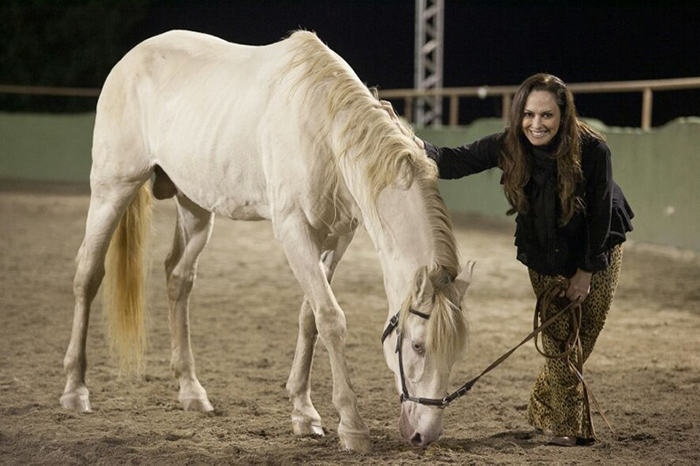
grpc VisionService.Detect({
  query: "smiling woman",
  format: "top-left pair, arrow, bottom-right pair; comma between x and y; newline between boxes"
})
392,72 -> 635,447
521,90 -> 561,146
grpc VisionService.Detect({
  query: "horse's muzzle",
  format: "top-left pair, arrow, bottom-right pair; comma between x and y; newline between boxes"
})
398,403 -> 443,447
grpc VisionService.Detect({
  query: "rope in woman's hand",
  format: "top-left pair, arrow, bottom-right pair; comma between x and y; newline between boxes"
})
534,279 -> 617,439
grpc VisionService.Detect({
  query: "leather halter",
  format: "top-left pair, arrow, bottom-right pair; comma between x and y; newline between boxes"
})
381,298 -> 573,408
381,308 -> 455,407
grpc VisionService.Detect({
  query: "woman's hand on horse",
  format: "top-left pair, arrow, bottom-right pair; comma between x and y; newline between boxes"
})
379,100 -> 424,150
564,269 -> 592,303
379,100 -> 399,121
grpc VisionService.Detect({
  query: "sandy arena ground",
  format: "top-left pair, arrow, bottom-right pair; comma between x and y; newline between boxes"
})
1,186 -> 699,465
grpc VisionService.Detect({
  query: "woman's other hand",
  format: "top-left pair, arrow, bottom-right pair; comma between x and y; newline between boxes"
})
564,269 -> 592,303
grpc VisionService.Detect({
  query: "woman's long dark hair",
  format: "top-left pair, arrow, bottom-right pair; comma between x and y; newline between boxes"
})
501,73 -> 605,225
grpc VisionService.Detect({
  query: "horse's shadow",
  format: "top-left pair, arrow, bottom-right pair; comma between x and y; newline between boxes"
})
368,426 -> 543,457
439,429 -> 542,452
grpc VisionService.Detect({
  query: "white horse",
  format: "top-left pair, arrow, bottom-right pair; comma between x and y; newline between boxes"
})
61,30 -> 473,451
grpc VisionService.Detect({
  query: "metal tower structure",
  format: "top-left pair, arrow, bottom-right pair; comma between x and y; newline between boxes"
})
414,0 -> 444,127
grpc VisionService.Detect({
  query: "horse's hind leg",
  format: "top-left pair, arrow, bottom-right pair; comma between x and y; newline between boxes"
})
62,180 -> 146,412
287,231 -> 356,437
164,194 -> 215,412
275,216 -> 370,452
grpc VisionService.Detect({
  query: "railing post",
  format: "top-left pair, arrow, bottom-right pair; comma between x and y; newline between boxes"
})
642,87 -> 653,130
502,94 -> 512,123
404,97 -> 414,124
449,94 -> 459,126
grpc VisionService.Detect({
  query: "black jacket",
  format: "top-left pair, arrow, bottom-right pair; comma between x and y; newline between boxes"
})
424,132 -> 634,277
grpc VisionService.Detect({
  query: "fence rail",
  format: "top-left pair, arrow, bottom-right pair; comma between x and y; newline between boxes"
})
0,85 -> 100,97
2,77 -> 700,130
378,76 -> 700,130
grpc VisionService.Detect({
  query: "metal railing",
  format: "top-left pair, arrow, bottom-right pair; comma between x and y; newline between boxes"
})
2,76 -> 700,130
378,76 -> 700,130
0,84 -> 100,97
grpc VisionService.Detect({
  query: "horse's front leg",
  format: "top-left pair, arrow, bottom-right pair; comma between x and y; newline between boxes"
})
286,232 -> 356,437
164,195 -> 215,412
276,218 -> 370,452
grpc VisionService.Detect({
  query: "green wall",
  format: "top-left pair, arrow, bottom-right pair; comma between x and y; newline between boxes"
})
1,112 -> 94,183
603,118 -> 700,252
1,112 -> 699,251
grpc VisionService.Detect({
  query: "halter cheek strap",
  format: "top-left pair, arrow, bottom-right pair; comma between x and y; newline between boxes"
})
382,309 -> 449,407
380,314 -> 399,346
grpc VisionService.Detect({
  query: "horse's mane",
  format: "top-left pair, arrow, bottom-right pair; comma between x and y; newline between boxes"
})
284,31 -> 468,360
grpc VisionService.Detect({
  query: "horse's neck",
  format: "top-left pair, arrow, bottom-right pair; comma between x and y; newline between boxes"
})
326,106 -> 441,311
362,184 -> 435,312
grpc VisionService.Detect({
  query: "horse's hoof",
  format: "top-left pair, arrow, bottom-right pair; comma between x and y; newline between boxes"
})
60,393 -> 92,413
181,397 -> 214,412
338,430 -> 372,453
292,417 -> 325,436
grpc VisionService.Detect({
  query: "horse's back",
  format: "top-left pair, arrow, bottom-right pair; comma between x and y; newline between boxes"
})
97,30 -> 285,138
92,30 -> 349,227
92,31 -> 291,218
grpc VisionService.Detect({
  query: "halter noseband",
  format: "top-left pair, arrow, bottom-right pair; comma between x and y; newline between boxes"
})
381,309 -> 471,408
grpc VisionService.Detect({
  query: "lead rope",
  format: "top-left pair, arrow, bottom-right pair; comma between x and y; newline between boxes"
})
534,279 -> 616,439
439,291 -> 593,405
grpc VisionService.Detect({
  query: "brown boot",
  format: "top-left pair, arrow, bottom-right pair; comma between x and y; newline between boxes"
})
548,435 -> 577,447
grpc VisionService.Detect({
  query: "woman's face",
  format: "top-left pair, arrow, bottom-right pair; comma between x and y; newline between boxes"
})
521,90 -> 561,146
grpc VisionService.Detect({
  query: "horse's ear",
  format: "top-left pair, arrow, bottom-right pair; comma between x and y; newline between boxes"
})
454,260 -> 476,299
413,266 -> 434,306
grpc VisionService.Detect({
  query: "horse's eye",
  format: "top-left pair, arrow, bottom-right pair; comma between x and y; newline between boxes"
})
412,342 -> 426,356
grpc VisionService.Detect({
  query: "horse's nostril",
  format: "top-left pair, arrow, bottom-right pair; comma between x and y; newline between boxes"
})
410,432 -> 424,446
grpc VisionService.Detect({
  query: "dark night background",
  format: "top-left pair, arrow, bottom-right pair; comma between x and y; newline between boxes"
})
1,0 -> 699,127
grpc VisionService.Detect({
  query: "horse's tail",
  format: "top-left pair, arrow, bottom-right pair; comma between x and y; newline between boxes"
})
104,183 -> 153,375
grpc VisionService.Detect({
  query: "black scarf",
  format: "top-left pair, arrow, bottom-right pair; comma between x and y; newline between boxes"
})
530,147 -> 558,264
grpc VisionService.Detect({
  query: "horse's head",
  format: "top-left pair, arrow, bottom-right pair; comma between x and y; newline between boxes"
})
382,261 -> 474,446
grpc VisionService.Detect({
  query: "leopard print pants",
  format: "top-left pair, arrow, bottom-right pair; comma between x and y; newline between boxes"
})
526,244 -> 623,440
